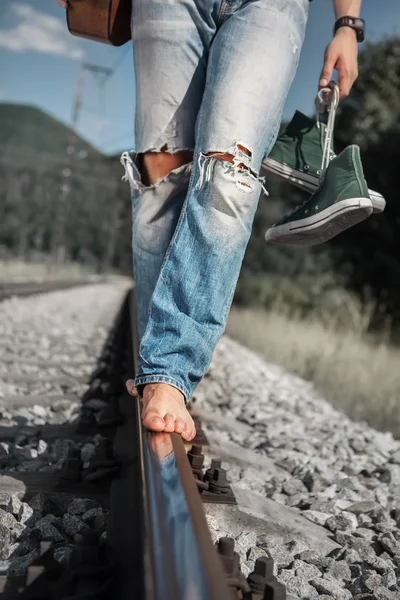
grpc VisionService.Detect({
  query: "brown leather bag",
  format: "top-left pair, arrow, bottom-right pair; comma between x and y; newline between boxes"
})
67,0 -> 131,46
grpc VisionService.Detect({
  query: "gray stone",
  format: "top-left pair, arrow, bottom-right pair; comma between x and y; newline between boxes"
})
326,560 -> 352,582
235,531 -> 257,560
282,479 -> 308,496
285,494 -> 308,508
6,495 -> 23,516
35,514 -> 62,531
53,545 -> 73,567
362,570 -> 382,591
285,540 -> 309,557
297,552 -> 332,569
9,521 -> 26,542
378,533 -> 400,557
364,553 -> 394,574
302,510 -> 331,527
82,507 -> 103,522
347,501 -> 382,516
354,528 -> 376,541
375,488 -> 389,508
373,586 -> 399,599
18,503 -> 34,524
67,498 -> 99,515
291,559 -> 321,580
263,544 -> 294,569
0,508 -> 18,530
8,549 -> 40,577
62,513 -> 86,537
311,578 -> 352,598
278,570 -> 319,598
326,512 -> 358,533
37,440 -> 48,455
28,493 -> 51,514
358,514 -> 373,527
341,549 -> 361,570
0,525 -> 12,559
380,568 -> 397,589
35,521 -> 64,543
94,513 -> 108,534
32,404 -> 48,418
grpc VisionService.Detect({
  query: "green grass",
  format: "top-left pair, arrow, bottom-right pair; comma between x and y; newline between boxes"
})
0,258 -> 96,282
226,305 -> 400,438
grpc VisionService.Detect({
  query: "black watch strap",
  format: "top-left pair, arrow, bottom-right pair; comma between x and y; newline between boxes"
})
334,16 -> 365,43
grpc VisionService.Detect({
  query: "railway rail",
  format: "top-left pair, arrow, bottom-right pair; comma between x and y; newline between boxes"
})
0,282 -> 286,600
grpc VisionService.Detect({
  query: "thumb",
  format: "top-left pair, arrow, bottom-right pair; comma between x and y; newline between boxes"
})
319,52 -> 335,88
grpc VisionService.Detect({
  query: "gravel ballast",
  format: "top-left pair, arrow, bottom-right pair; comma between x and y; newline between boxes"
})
195,337 -> 400,599
2,284 -> 400,598
0,282 -> 128,579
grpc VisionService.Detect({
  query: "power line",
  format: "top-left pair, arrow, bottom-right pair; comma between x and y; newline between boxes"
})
109,45 -> 131,76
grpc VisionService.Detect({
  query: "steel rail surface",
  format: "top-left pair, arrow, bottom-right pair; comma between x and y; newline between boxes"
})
0,279 -> 107,301
128,286 -> 231,600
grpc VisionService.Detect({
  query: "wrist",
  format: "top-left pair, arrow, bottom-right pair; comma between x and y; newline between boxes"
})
334,26 -> 358,41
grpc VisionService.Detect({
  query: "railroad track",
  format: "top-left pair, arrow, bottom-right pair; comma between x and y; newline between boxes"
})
0,283 -> 287,600
0,280 -> 109,303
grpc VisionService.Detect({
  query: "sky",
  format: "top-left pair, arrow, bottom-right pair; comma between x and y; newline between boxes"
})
1,0 -> 399,156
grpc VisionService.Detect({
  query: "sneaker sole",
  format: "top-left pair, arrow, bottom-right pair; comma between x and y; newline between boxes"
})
262,157 -> 386,213
265,197 -> 373,246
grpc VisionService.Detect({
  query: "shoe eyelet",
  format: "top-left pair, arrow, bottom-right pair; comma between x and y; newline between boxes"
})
317,170 -> 321,175
315,205 -> 319,210
305,209 -> 309,214
304,165 -> 309,171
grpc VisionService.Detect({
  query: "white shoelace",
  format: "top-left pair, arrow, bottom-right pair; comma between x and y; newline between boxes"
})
316,83 -> 340,175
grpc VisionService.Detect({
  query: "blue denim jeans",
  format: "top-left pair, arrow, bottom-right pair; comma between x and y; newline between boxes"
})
121,0 -> 309,401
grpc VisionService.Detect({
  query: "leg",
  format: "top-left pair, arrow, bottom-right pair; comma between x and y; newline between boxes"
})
135,0 -> 309,403
123,0 -> 221,437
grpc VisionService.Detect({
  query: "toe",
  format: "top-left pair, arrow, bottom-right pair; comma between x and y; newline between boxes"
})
143,410 -> 165,432
174,418 -> 185,434
164,413 -> 175,432
126,379 -> 137,396
181,425 -> 193,441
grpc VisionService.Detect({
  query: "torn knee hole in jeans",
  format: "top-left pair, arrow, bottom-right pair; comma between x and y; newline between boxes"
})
120,150 -> 193,192
199,141 -> 269,196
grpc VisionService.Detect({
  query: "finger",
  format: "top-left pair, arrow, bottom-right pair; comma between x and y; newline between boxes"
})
164,413 -> 175,432
319,52 -> 336,88
338,66 -> 358,98
57,0 -> 68,8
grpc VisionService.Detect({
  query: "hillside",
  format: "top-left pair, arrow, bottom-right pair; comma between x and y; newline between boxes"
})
0,103 -> 104,165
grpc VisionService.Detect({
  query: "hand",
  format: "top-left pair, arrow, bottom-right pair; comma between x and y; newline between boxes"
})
57,0 -> 68,8
319,27 -> 358,98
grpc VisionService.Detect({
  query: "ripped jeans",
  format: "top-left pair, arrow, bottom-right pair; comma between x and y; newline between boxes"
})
122,0 -> 309,401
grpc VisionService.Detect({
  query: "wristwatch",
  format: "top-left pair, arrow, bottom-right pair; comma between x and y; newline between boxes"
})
334,16 -> 365,42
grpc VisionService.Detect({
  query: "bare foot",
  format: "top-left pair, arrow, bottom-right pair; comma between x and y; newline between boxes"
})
139,383 -> 196,441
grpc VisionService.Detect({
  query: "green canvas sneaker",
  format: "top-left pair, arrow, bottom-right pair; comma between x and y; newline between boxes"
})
264,145 -> 373,246
262,110 -> 385,213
